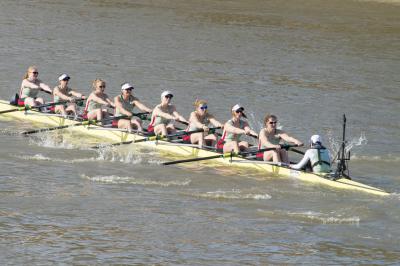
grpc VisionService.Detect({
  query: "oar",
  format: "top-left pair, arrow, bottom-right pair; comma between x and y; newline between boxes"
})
162,144 -> 300,166
21,115 -> 128,135
21,120 -> 96,135
0,99 -> 85,115
91,127 -> 221,149
162,152 -> 234,165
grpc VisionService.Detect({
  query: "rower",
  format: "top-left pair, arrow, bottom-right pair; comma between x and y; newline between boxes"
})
53,74 -> 86,116
290,135 -> 332,173
113,82 -> 152,132
186,99 -> 223,148
19,66 -> 52,107
148,90 -> 188,136
217,104 -> 257,153
258,114 -> 303,163
84,79 -> 115,123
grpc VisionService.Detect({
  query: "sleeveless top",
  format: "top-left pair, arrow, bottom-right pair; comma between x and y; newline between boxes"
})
53,86 -> 72,103
309,147 -> 331,173
188,112 -> 210,131
85,93 -> 108,113
115,95 -> 138,116
259,129 -> 283,148
20,86 -> 40,99
221,119 -> 245,142
149,104 -> 174,126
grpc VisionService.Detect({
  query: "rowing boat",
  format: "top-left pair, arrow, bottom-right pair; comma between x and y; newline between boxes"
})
0,99 -> 390,196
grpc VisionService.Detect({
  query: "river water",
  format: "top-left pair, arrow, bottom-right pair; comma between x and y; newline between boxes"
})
0,0 -> 399,264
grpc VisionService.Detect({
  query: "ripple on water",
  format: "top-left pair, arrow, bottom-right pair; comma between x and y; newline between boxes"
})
257,209 -> 360,225
81,174 -> 191,187
189,189 -> 272,201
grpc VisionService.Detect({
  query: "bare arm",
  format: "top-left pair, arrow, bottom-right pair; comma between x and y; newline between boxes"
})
224,121 -> 246,135
91,93 -> 113,107
172,109 -> 188,123
70,89 -> 85,99
279,132 -> 303,146
189,112 -> 207,129
208,115 -> 223,128
152,105 -> 175,120
243,123 -> 258,138
259,129 -> 280,149
38,81 -> 52,94
114,96 -> 133,116
53,86 -> 73,101
132,100 -> 152,113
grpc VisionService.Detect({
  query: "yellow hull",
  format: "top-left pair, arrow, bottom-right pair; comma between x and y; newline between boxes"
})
0,100 -> 390,196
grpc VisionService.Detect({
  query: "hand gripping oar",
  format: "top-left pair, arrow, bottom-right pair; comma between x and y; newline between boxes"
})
20,115 -> 128,135
162,144 -> 300,166
91,126 -> 222,149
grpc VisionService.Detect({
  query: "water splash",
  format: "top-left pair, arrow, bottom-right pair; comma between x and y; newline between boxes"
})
28,133 -> 75,149
326,130 -> 368,162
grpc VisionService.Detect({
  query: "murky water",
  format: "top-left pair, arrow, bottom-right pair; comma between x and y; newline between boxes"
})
0,0 -> 399,264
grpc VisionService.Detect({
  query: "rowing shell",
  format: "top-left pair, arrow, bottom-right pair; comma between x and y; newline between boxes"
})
0,100 -> 390,196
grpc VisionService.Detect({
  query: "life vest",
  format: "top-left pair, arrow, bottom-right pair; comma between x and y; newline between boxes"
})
309,147 -> 331,173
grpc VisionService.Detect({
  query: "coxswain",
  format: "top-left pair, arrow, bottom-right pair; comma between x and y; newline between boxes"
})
290,135 -> 332,173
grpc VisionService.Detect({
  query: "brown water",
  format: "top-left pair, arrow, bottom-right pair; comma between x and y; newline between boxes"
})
0,0 -> 399,264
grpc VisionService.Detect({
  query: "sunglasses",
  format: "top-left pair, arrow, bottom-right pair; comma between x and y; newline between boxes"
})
32,71 -> 39,75
124,88 -> 133,91
165,95 -> 173,99
99,85 -> 106,88
200,105 -> 208,110
269,121 -> 277,124
235,109 -> 244,113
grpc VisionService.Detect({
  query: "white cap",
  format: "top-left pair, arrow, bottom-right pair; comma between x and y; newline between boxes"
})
121,83 -> 134,91
232,104 -> 244,112
310,134 -> 322,144
161,90 -> 173,99
58,74 -> 70,81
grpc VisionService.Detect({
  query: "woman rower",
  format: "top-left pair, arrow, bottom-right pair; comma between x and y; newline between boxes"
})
148,90 -> 188,136
84,79 -> 115,123
114,82 -> 152,132
186,99 -> 223,148
53,74 -> 86,116
258,114 -> 303,163
19,66 -> 52,107
290,134 -> 331,173
218,104 -> 257,153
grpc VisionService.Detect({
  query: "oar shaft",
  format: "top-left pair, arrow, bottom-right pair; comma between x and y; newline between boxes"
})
162,153 -> 228,165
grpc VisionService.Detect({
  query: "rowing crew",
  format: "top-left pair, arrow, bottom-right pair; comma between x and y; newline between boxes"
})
15,65 -> 331,173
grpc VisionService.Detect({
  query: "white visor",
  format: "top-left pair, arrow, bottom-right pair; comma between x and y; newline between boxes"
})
58,74 -> 70,81
232,104 -> 244,112
161,90 -> 173,99
121,83 -> 134,91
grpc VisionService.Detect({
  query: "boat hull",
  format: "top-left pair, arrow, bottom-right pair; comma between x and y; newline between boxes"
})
0,100 -> 390,196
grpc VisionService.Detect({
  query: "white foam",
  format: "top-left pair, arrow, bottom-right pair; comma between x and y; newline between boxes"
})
194,189 -> 272,200
81,174 -> 191,187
